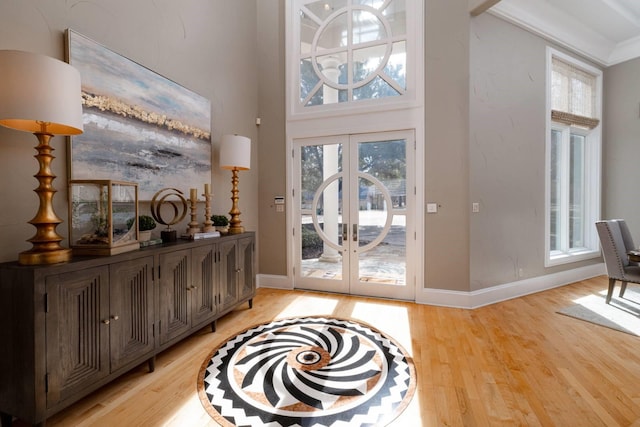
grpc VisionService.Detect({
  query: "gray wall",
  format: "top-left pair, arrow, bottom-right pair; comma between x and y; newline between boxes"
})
0,0 -> 259,263
603,57 -> 640,238
0,1 -> 609,294
424,0 -> 471,291
469,13 -> 601,290
256,0 -> 287,276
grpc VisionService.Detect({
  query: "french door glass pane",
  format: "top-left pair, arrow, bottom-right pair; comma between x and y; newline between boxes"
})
300,144 -> 344,280
550,129 -> 561,252
570,134 -> 585,248
357,140 -> 406,285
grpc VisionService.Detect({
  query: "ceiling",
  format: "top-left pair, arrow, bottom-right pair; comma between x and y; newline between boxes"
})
488,0 -> 640,67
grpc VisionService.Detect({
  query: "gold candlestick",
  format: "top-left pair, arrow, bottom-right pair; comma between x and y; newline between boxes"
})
186,188 -> 200,236
202,184 -> 214,232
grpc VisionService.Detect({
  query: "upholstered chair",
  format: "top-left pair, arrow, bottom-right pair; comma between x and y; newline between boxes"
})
595,220 -> 640,303
613,219 -> 638,266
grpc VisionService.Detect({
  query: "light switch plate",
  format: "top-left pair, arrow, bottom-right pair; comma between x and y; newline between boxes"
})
427,203 -> 438,213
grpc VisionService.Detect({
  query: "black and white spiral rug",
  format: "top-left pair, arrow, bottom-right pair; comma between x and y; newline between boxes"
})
198,316 -> 416,426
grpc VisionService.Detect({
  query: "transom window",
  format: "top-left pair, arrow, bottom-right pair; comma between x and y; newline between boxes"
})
294,0 -> 408,109
545,48 -> 602,266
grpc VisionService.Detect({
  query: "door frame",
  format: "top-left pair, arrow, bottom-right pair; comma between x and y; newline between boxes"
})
291,130 -> 417,300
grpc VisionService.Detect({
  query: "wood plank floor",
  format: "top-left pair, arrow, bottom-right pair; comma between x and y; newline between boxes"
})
39,275 -> 640,426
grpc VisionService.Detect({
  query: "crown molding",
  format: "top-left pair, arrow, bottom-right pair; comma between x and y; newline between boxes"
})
488,0 -> 640,67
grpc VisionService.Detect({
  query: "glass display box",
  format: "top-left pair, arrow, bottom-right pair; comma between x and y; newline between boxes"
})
69,180 -> 140,255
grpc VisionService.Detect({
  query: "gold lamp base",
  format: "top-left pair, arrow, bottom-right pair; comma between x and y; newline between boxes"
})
227,168 -> 245,235
228,225 -> 245,235
18,132 -> 71,265
19,247 -> 72,266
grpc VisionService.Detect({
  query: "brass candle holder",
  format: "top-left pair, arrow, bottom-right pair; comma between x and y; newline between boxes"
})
186,188 -> 201,236
202,183 -> 214,232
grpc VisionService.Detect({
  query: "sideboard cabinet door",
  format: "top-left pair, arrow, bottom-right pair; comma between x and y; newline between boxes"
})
45,266 -> 110,408
218,239 -> 238,312
191,243 -> 218,327
237,236 -> 255,303
158,249 -> 191,345
109,256 -> 155,372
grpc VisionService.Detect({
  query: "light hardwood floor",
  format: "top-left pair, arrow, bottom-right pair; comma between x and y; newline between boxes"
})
37,276 -> 640,426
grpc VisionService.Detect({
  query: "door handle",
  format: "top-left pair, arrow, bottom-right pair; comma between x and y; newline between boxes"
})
353,224 -> 358,242
342,223 -> 348,242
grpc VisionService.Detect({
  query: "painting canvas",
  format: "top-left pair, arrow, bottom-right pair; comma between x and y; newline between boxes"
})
66,29 -> 211,200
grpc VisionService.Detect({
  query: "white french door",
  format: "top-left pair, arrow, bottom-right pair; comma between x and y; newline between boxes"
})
293,130 -> 415,300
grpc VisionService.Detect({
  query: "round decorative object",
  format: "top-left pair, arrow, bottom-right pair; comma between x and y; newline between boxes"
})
150,187 -> 188,229
198,316 -> 416,427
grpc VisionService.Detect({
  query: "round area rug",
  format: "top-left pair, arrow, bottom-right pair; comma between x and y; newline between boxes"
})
198,316 -> 416,427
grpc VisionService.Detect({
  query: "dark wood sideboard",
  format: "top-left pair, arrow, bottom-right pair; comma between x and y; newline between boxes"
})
0,232 -> 255,427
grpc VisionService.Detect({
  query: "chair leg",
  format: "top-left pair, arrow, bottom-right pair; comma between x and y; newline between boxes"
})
606,278 -> 616,304
620,281 -> 628,298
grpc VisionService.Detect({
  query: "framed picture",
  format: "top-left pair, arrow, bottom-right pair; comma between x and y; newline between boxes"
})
65,29 -> 211,200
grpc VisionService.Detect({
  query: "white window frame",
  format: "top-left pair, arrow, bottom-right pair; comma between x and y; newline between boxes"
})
287,0 -> 422,120
545,47 -> 602,267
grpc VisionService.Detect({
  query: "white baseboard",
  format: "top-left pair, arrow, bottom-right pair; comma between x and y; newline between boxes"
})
258,264 -> 606,309
256,274 -> 293,290
416,263 -> 606,309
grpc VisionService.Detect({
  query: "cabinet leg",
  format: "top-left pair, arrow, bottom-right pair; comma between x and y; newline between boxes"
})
148,356 -> 156,373
1,412 -> 12,427
248,298 -> 253,309
0,414 -> 44,427
211,320 -> 217,333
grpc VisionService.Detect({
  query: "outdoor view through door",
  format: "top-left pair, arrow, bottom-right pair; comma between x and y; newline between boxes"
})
294,131 -> 415,300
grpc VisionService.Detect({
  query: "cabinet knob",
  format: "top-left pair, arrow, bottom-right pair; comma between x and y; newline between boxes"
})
102,319 -> 110,325
111,315 -> 119,321
192,286 -> 198,290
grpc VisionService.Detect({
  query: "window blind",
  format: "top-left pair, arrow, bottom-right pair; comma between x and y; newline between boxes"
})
551,57 -> 600,129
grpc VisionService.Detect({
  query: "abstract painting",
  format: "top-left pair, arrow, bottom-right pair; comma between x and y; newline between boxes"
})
66,29 -> 211,200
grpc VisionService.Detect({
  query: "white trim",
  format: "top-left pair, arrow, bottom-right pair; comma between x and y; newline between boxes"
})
488,0 -> 640,67
256,274 -> 293,290
261,264 -> 606,309
416,263 -> 606,309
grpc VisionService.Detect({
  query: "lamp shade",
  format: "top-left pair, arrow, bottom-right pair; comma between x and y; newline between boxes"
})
220,134 -> 251,170
0,50 -> 84,135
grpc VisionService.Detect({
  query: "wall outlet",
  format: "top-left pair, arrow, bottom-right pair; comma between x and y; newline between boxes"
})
427,203 -> 438,213
472,202 -> 480,213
